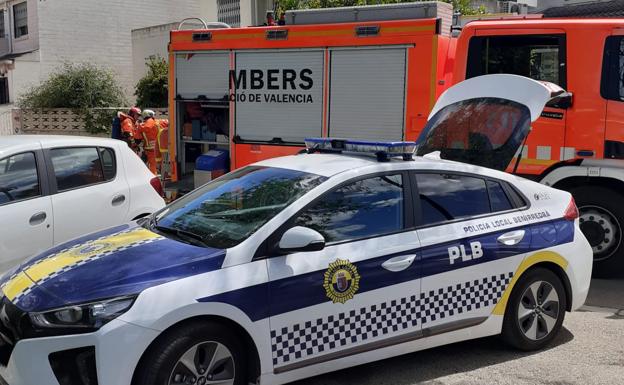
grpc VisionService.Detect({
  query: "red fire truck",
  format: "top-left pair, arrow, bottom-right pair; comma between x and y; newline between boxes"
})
167,4 -> 624,276
167,2 -> 453,177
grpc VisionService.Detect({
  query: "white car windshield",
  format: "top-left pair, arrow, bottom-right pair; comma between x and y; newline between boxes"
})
151,166 -> 327,249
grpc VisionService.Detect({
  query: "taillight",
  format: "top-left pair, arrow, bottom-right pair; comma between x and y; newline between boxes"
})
150,177 -> 164,197
564,197 -> 579,221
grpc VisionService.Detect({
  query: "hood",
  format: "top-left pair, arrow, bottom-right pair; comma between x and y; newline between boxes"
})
0,224 -> 226,312
416,74 -> 565,171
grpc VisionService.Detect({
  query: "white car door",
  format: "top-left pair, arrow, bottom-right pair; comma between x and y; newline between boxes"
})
47,145 -> 130,245
0,150 -> 53,271
413,171 -> 531,334
266,172 -> 422,374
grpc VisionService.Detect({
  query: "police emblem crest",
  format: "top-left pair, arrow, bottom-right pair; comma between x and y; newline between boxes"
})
69,242 -> 113,258
323,259 -> 361,304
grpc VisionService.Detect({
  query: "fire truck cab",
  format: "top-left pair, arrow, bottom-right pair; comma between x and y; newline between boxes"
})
453,18 -> 624,276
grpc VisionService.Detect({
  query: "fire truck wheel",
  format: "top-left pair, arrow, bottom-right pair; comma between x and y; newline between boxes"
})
571,186 -> 624,278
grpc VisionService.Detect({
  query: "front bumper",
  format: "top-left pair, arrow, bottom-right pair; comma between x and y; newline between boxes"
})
0,318 -> 159,385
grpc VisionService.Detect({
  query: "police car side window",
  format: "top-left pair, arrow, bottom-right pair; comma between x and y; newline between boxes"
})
294,174 -> 404,243
487,180 -> 513,212
416,173 -> 520,227
416,173 -> 490,225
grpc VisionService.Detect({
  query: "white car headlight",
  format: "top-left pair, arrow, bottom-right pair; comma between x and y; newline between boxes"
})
29,296 -> 136,330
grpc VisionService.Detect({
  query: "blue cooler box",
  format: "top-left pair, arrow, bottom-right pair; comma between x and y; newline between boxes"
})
194,150 -> 229,187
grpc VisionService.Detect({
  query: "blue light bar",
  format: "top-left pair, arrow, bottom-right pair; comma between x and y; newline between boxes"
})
304,138 -> 417,160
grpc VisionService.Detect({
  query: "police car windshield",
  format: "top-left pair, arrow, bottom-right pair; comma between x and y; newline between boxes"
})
153,166 -> 326,249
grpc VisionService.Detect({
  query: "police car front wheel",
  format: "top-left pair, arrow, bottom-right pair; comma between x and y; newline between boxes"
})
133,321 -> 247,385
501,268 -> 567,351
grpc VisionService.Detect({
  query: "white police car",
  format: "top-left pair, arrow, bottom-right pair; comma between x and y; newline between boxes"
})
0,75 -> 592,385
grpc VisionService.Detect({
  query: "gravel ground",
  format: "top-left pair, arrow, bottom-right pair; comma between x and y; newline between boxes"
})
295,280 -> 624,385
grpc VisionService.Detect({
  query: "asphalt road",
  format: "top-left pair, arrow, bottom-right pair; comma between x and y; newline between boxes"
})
295,279 -> 624,385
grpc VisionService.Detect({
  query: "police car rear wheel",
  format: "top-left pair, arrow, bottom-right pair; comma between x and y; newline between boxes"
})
134,321 -> 247,385
502,268 -> 566,351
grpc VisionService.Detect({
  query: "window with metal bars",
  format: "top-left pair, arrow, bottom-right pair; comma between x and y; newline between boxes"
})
13,2 -> 27,38
217,0 -> 241,27
0,10 -> 5,38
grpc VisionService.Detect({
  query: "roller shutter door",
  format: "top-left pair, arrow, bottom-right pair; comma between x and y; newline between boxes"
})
329,48 -> 407,141
234,50 -> 324,143
175,53 -> 230,100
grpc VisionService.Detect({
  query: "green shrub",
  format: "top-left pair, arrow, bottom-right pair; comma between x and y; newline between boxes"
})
135,56 -> 168,108
18,62 -> 128,134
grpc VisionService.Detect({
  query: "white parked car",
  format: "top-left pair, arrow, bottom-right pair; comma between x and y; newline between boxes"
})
0,76 -> 592,385
0,135 -> 166,271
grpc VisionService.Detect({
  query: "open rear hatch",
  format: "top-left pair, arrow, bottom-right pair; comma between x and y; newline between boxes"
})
415,74 -> 568,171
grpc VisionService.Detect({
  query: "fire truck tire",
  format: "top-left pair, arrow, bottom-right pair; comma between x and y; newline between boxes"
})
571,186 -> 624,278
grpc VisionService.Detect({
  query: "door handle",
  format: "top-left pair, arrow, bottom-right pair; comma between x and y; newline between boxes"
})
382,254 -> 416,272
497,230 -> 526,246
29,212 -> 47,226
112,194 -> 126,206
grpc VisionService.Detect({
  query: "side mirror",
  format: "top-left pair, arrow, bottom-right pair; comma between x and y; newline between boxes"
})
278,226 -> 325,254
546,91 -> 573,109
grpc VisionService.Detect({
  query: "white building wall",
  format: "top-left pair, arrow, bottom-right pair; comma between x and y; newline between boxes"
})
240,0 -> 253,27
9,49 -> 39,103
36,0 -> 201,101
132,23 -> 177,87
201,0 -> 218,21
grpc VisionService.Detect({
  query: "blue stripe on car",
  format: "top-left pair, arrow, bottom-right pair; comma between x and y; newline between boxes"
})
199,219 -> 575,321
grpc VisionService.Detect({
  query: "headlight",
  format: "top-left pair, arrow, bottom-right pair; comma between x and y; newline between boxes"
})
29,296 -> 136,330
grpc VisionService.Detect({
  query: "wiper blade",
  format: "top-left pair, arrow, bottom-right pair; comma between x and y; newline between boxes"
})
153,224 -> 209,248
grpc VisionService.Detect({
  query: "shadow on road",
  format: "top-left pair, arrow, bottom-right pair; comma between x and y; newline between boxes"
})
585,279 -> 624,310
294,328 -> 574,385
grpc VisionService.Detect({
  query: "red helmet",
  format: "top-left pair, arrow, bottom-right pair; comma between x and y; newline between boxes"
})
129,107 -> 141,115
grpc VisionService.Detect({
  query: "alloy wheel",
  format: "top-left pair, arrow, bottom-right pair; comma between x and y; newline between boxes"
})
517,280 -> 560,341
168,341 -> 235,385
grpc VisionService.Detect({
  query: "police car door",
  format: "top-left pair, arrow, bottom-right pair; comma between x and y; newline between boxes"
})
265,172 -> 422,373
413,171 -> 531,334
411,74 -> 556,334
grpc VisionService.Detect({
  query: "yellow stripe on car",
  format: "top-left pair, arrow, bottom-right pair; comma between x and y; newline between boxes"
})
492,251 -> 569,316
1,228 -> 160,301
2,272 -> 34,302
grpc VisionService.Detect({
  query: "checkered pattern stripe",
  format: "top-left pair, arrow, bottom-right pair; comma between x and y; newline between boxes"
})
271,272 -> 513,367
9,229 -> 163,303
419,273 -> 513,324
